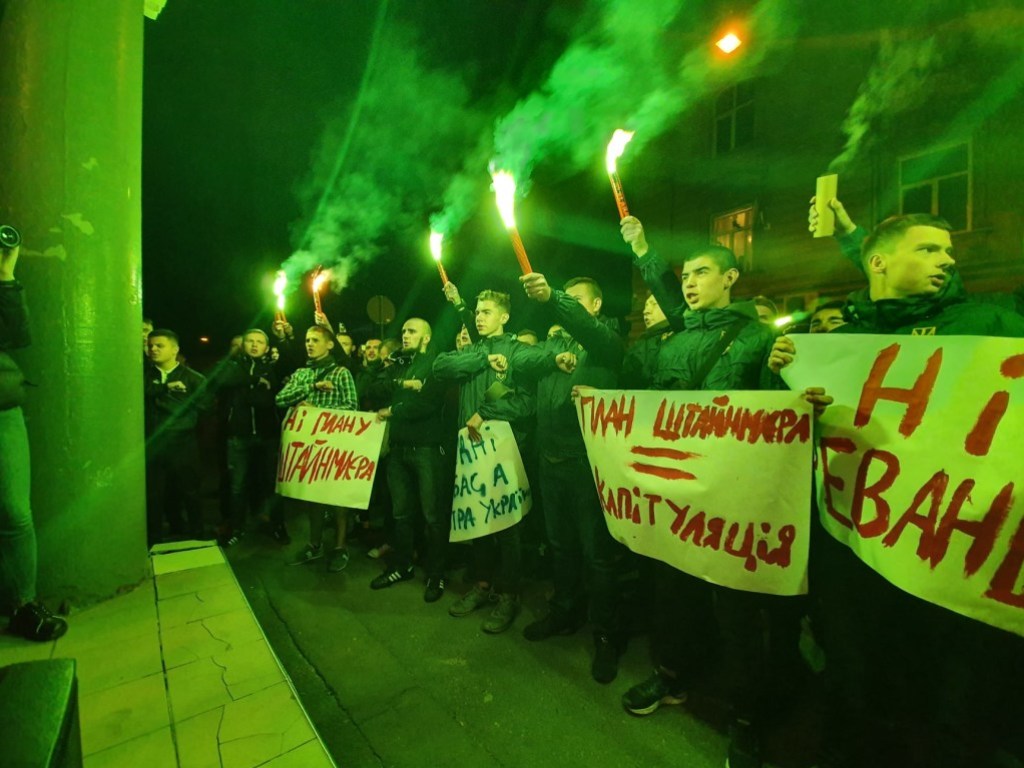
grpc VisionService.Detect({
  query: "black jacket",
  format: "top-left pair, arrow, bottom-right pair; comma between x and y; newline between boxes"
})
622,320 -> 672,389
432,333 -> 541,442
0,279 -> 29,409
654,301 -> 776,391
517,291 -> 624,459
388,349 -> 447,446
215,354 -> 281,440
144,363 -> 210,436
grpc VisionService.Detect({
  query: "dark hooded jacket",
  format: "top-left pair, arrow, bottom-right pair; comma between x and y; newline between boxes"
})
516,290 -> 624,459
215,353 -> 281,440
432,332 -> 542,442
387,348 -> 447,446
837,277 -> 1024,337
653,300 -> 776,391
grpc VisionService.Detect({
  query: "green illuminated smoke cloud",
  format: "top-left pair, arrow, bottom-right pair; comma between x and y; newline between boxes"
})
829,33 -> 940,173
284,24 -> 486,290
434,0 -> 797,236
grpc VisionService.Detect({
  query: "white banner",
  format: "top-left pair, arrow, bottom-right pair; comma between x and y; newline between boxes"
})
784,334 -> 1024,635
276,405 -> 387,509
450,421 -> 531,542
576,390 -> 813,595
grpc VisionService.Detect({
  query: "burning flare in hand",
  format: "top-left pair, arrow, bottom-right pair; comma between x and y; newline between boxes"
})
311,267 -> 330,315
429,230 -> 449,285
273,270 -> 288,322
490,169 -> 533,275
606,129 -> 634,220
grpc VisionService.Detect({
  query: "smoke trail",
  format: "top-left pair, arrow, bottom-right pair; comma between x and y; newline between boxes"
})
434,0 -> 798,236
283,23 -> 487,292
828,33 -> 940,173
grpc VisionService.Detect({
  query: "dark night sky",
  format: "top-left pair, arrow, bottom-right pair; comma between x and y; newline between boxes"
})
142,0 -> 598,357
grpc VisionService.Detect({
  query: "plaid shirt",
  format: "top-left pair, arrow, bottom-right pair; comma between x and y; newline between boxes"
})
275,360 -> 358,411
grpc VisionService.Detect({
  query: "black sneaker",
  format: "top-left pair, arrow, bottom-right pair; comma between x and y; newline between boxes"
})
725,719 -> 763,768
370,565 -> 414,590
621,670 -> 687,716
10,602 -> 68,642
288,543 -> 323,566
218,530 -> 244,548
591,634 -> 619,684
424,576 -> 447,603
522,611 -> 583,642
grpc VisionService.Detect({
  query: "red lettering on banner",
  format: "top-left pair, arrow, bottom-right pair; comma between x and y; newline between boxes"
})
724,521 -> 756,572
882,471 -> 949,557
986,492 -> 1024,608
278,438 -> 376,484
310,411 -> 367,437
282,408 -> 305,432
666,499 -> 794,571
757,524 -> 796,567
643,493 -> 662,526
819,437 -> 856,529
667,499 -> 691,535
594,468 -> 643,524
630,445 -> 700,480
854,343 -> 942,437
652,396 -> 810,445
849,449 -> 900,538
579,395 -> 635,438
703,516 -> 725,550
936,481 -> 1014,577
964,354 -> 1024,457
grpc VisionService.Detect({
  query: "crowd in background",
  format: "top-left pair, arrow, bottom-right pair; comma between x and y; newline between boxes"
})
137,196 -> 1024,768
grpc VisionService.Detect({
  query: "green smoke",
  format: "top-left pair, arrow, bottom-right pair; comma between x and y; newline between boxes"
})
829,33 -> 941,173
433,0 -> 798,237
283,20 -> 487,292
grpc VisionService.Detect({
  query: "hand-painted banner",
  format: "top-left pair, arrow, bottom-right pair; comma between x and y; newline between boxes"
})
450,421 -> 531,542
784,334 -> 1024,636
276,406 -> 387,509
576,390 -> 813,595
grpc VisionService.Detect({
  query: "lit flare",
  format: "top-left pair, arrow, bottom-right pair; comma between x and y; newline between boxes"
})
429,230 -> 449,285
490,170 -> 533,275
273,270 -> 288,323
605,129 -> 634,220
311,267 -> 330,315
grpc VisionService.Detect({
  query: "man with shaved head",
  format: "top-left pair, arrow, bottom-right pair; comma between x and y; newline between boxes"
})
372,317 -> 450,602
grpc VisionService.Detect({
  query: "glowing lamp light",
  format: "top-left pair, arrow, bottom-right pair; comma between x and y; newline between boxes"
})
429,230 -> 449,285
605,129 -> 635,220
716,32 -> 742,54
199,336 -> 210,343
490,170 -> 533,275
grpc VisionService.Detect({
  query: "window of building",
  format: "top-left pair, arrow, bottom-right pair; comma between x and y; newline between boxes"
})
714,81 -> 755,155
712,205 -> 755,271
898,142 -> 971,231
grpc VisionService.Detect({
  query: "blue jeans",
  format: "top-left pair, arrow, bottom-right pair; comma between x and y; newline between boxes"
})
387,444 -> 447,578
0,407 -> 37,609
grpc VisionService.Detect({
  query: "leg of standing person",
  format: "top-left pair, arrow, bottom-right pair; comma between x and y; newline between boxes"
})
0,407 -> 66,640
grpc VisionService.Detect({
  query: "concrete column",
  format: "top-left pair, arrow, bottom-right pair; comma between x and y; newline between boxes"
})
0,1 -> 148,603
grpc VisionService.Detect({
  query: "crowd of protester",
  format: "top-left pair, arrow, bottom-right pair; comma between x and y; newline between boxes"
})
134,196 -> 1024,768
